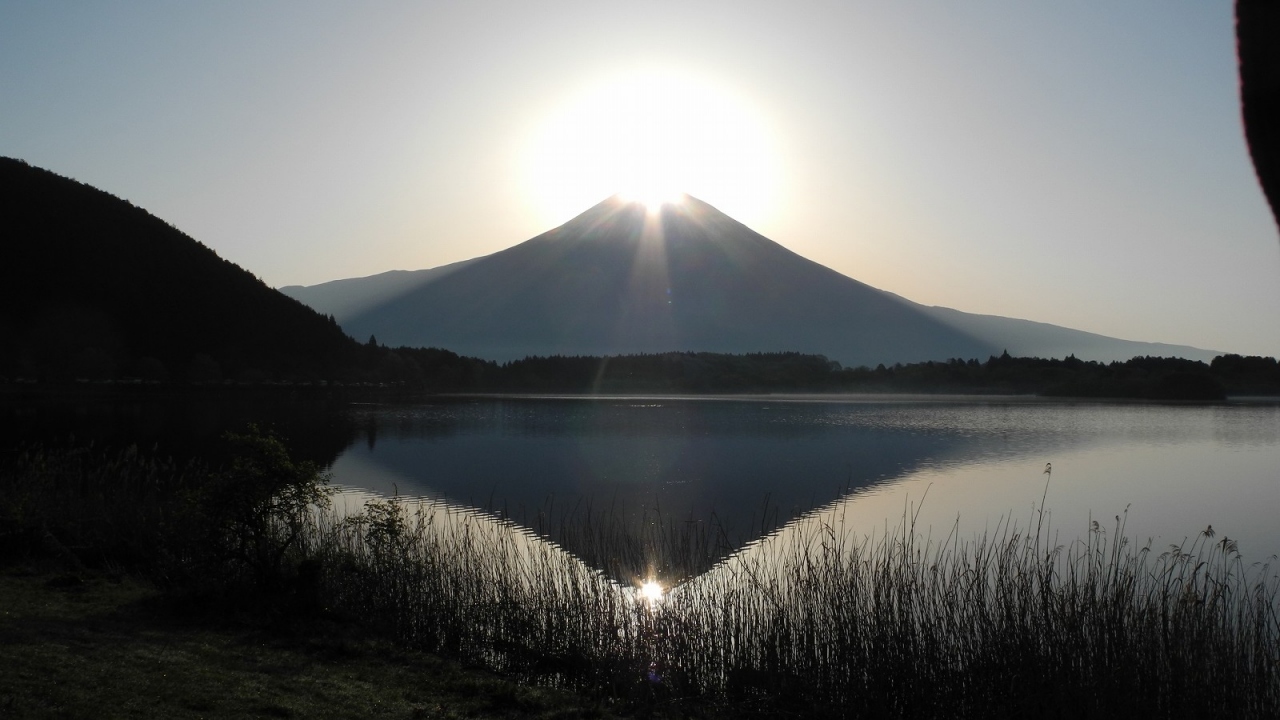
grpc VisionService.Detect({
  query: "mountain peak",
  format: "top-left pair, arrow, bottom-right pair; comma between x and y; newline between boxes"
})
283,191 -> 1219,366
548,192 -> 753,248
286,191 -> 996,365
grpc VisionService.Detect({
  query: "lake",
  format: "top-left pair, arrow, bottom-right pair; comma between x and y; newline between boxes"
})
330,395 -> 1280,567
12,389 -> 1276,711
6,390 -> 1279,570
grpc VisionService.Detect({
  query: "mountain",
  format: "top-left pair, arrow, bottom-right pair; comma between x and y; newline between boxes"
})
0,157 -> 360,382
913,306 -> 1218,364
280,257 -> 478,323
282,194 -> 1218,366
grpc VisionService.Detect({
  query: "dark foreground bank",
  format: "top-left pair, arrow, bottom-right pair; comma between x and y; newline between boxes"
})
2,434 -> 1277,719
0,570 -> 619,719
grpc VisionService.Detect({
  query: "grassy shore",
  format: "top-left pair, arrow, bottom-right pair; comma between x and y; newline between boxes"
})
0,568 -> 618,719
3,435 -> 1278,718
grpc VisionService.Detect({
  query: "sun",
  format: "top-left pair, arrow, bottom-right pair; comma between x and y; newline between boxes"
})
522,66 -> 780,225
619,186 -> 685,212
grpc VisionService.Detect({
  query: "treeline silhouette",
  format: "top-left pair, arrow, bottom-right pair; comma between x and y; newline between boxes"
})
468,350 -> 1275,399
18,337 -> 1280,399
29,344 -> 1265,401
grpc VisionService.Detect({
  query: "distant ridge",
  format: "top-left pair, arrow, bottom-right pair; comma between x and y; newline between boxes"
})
914,306 -> 1219,364
0,157 -> 359,381
280,257 -> 479,323
282,194 -> 1218,366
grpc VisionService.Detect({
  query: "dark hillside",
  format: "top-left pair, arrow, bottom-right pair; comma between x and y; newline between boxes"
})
0,157 -> 359,382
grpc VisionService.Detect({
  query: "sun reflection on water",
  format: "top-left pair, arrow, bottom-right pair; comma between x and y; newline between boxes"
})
639,579 -> 665,604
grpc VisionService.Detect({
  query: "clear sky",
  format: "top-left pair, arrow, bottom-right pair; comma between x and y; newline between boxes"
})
3,1 -> 1278,356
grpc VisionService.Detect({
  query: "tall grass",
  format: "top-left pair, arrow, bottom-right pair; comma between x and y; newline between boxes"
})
0,441 -> 201,571
0,430 -> 327,592
302,490 -> 1279,717
317,496 -> 644,688
3,440 -> 1277,717
648,507 -> 1280,717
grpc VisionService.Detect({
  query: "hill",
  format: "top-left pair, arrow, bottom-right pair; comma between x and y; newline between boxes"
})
282,194 -> 1218,366
0,157 -> 359,382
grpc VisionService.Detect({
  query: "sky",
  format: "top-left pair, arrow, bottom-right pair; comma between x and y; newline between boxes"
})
3,1 -> 1279,357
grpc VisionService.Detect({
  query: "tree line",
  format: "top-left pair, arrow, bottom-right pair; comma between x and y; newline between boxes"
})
13,345 -> 1278,400
477,350 -> 1277,399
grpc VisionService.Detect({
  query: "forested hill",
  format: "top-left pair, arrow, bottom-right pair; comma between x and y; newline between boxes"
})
0,157 -> 362,382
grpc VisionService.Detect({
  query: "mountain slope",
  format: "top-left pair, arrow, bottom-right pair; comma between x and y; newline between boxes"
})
315,196 -> 995,366
279,258 -> 479,324
283,194 -> 1216,366
915,306 -> 1218,363
0,157 -> 359,381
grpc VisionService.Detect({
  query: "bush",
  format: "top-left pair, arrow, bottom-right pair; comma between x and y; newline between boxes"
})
0,427 -> 332,599
179,426 -> 332,592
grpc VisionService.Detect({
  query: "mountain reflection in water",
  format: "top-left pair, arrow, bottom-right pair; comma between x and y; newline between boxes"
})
333,396 -> 1280,580
6,390 -> 1277,583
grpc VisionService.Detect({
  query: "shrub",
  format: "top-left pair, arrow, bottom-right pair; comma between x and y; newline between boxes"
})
179,425 -> 332,592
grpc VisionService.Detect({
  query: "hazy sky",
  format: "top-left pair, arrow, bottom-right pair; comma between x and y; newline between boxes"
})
4,1 -> 1279,356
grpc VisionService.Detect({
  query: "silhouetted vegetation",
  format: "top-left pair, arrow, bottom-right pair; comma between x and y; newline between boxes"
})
4,437 -> 1277,717
481,350 -> 1261,399
0,430 -> 329,599
13,339 -> 1280,401
0,570 -> 611,719
489,351 -> 840,393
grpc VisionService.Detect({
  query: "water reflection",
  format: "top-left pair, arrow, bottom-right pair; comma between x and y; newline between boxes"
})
337,398 -> 1034,538
7,390 -> 1278,580
638,580 -> 665,605
334,397 -> 1280,575
331,488 -> 668,617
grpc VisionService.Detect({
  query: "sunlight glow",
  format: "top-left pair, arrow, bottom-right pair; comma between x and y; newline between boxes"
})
639,580 -> 664,604
619,188 -> 685,212
523,67 -> 780,227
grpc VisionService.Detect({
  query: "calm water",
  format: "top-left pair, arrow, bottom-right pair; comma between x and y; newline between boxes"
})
333,396 -> 1280,562
6,391 -> 1277,565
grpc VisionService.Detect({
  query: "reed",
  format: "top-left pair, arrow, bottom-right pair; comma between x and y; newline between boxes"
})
647,508 -> 1280,717
3,440 -> 1277,717
0,441 -> 203,572
296,491 -> 1279,717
